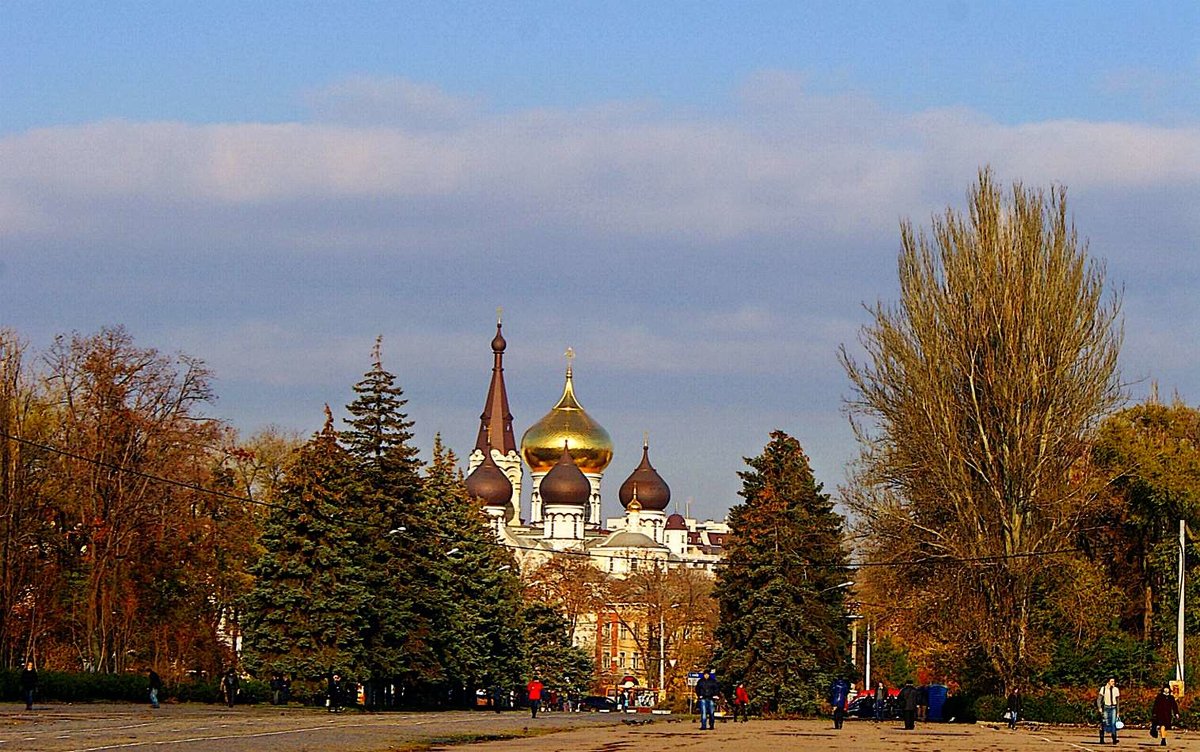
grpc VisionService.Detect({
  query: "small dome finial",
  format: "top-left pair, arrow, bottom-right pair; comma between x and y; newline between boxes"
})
496,306 -> 503,325
564,346 -> 575,377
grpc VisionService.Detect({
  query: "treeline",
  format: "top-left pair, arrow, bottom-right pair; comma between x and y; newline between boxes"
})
0,328 -> 592,707
0,327 -> 247,675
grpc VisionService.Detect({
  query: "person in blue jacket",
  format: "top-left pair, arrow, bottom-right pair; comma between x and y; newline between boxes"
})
829,677 -> 851,729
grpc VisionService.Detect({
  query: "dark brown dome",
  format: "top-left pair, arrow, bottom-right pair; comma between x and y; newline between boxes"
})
665,512 -> 687,531
539,443 -> 590,508
491,322 -> 507,353
465,451 -> 512,508
618,443 -> 670,511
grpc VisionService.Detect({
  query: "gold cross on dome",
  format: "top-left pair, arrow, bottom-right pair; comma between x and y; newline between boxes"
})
565,347 -> 575,364
496,306 -> 503,324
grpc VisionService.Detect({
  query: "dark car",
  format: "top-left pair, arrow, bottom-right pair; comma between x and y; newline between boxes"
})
579,695 -> 617,712
847,695 -> 897,719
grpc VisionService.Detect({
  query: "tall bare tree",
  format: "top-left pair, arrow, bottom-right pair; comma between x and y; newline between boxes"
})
44,327 -> 220,673
840,169 -> 1123,691
0,330 -> 58,667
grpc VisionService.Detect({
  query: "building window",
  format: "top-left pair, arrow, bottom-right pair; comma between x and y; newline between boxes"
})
632,653 -> 639,670
619,652 -> 626,668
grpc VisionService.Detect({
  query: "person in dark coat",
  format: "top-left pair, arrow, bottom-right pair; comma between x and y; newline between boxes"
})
20,661 -> 37,711
1005,689 -> 1021,729
221,669 -> 239,708
873,682 -> 887,721
328,673 -> 344,712
695,670 -> 720,730
829,677 -> 850,729
148,668 -> 162,709
1151,685 -> 1180,746
898,680 -> 918,730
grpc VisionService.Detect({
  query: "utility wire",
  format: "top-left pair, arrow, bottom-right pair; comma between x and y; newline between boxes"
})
0,429 -> 277,509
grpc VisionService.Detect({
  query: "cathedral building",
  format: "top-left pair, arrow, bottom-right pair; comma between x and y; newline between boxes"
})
464,317 -> 728,575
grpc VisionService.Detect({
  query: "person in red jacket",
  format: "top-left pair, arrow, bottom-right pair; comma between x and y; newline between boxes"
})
733,683 -> 750,722
527,676 -> 544,719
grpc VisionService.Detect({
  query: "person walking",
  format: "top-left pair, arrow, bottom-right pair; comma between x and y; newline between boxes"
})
327,673 -> 344,713
526,676 -> 544,719
695,669 -> 719,730
221,668 -> 239,708
148,668 -> 162,709
20,661 -> 37,711
280,674 -> 291,705
733,683 -> 750,722
1151,685 -> 1180,746
1005,688 -> 1021,729
873,681 -> 887,721
899,680 -> 918,730
829,676 -> 850,729
1097,677 -> 1120,744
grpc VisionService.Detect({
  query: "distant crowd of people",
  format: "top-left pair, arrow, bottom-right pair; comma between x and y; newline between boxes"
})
7,654 -> 1190,746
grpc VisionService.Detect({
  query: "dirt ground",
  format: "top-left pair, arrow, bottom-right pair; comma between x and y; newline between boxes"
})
0,704 -> 1192,752
459,716 -> 1196,752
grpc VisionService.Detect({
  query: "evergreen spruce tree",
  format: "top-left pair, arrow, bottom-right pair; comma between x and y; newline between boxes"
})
339,338 -> 439,706
518,602 -> 595,698
713,430 -> 851,713
242,408 -> 370,685
341,337 -> 422,494
421,436 -> 525,705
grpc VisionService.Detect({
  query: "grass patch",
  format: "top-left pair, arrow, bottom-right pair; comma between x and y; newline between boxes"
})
389,726 -> 562,751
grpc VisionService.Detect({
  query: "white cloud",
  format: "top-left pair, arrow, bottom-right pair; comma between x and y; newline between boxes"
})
2,80 -> 1196,256
1,71 -> 1196,523
305,76 -> 483,130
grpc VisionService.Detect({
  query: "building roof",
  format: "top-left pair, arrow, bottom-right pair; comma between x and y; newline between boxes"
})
474,319 -> 518,456
464,448 -> 512,508
539,443 -> 591,507
521,351 -> 613,474
618,441 -> 670,511
601,530 -> 668,550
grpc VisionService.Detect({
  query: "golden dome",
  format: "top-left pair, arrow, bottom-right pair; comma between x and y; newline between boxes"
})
521,351 -> 613,475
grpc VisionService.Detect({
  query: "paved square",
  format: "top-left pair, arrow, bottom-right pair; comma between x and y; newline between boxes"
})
1,706 -> 1191,752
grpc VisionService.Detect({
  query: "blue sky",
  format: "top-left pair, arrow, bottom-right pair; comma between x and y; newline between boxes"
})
2,2 -> 1198,519
6,2 -> 1198,129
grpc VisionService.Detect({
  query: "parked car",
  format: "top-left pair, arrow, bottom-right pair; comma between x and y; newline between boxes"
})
847,694 -> 898,719
579,695 -> 617,712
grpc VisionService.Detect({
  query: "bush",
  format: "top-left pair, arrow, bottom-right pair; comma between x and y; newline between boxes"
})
941,692 -> 979,723
973,686 -> 1194,726
0,669 -> 268,705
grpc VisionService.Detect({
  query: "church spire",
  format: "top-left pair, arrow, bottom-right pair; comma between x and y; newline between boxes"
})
475,314 -> 518,456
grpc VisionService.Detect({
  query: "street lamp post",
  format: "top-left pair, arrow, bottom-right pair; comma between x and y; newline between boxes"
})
659,603 -> 681,702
